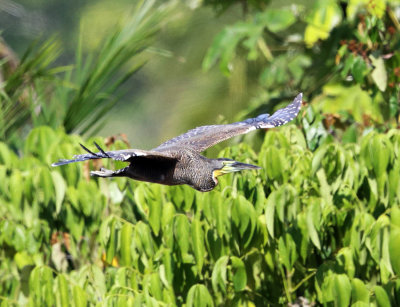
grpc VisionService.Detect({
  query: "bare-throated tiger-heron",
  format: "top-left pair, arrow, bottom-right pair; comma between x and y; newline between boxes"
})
52,93 -> 302,192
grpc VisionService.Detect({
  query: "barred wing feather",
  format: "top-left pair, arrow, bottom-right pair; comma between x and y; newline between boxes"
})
155,93 -> 302,153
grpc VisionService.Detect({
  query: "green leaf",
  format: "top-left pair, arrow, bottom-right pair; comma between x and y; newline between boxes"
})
390,223 -> 400,275
231,256 -> 247,292
149,273 -> 163,301
370,55 -> 387,91
342,124 -> 358,144
258,8 -> 296,32
391,205 -> 400,227
106,219 -> 118,264
135,222 -> 155,258
264,146 -> 286,182
337,248 -> 355,278
161,249 -> 173,288
51,170 -> 66,214
351,278 -> 369,303
108,181 -> 124,204
24,126 -> 57,161
389,95 -> 399,118
13,225 -> 27,251
210,193 -> 228,238
212,256 -> 229,294
91,265 -> 106,297
73,285 -> 87,307
14,251 -> 33,269
203,22 -> 261,74
161,202 -> 175,231
307,202 -> 321,250
265,191 -> 276,238
0,142 -> 18,166
56,274 -> 69,307
352,56 -> 368,83
370,136 -> 391,178
304,0 -> 342,47
191,219 -> 205,273
333,274 -> 351,307
29,267 -> 41,306
374,286 -> 391,307
174,214 -> 190,258
27,266 -> 49,305
278,233 -> 297,271
148,196 -> 162,236
120,223 -> 133,266
38,167 -> 55,206
186,284 -> 214,307
9,170 -> 23,206
42,266 -> 55,307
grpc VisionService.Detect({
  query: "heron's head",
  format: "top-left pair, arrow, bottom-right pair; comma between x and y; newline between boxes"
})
211,158 -> 261,183
193,158 -> 261,192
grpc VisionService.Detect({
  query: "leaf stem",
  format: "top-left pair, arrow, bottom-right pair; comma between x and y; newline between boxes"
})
291,270 -> 317,292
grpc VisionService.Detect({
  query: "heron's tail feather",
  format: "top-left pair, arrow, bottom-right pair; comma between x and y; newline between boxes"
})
52,142 -> 112,167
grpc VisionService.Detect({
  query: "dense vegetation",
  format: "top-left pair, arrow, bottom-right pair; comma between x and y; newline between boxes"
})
1,0 -> 400,306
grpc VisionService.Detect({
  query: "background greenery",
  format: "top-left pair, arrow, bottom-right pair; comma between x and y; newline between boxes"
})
1,0 -> 400,306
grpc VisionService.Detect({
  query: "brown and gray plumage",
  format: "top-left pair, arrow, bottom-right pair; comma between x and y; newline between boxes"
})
52,93 -> 302,192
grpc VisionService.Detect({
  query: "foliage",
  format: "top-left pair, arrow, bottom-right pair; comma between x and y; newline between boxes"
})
0,0 -> 174,147
0,38 -> 63,145
1,0 -> 400,306
204,0 -> 400,134
1,125 -> 400,305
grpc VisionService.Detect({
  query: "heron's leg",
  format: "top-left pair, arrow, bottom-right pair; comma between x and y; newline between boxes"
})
90,167 -> 128,178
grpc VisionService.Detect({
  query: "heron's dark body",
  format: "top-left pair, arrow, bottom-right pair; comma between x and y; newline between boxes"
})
116,148 -> 217,191
52,93 -> 303,192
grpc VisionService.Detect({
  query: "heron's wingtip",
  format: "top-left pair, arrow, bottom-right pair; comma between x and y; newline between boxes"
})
51,161 -> 63,167
51,159 -> 73,167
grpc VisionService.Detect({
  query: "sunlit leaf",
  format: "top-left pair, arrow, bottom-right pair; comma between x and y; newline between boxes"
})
307,202 -> 321,250
211,256 -> 229,294
148,197 -> 162,236
374,285 -> 391,307
73,285 -> 87,307
174,214 -> 191,258
351,278 -> 369,303
390,207 -> 400,275
192,219 -> 205,273
51,171 -> 66,214
370,55 -> 387,91
304,0 -> 342,46
333,274 -> 351,307
56,274 -> 69,307
149,273 -> 163,301
120,223 -> 133,266
257,8 -> 296,32
106,219 -> 118,265
231,256 -> 247,292
265,191 -> 276,238
186,284 -> 214,307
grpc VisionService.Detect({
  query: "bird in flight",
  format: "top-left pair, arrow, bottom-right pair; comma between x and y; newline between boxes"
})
52,93 -> 302,192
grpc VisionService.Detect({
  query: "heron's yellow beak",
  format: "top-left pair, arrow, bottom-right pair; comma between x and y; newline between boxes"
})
214,161 -> 261,177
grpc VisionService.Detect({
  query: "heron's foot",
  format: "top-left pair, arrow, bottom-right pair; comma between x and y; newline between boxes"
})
90,168 -> 115,177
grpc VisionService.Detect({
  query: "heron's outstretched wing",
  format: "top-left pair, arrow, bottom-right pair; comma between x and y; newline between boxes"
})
52,142 -> 176,167
154,93 -> 302,153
